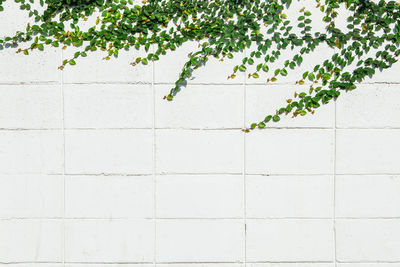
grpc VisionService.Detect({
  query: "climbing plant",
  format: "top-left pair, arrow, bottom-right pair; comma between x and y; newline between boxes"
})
1,0 -> 400,130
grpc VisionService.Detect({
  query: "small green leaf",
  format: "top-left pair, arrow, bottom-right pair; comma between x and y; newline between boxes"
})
273,115 -> 281,122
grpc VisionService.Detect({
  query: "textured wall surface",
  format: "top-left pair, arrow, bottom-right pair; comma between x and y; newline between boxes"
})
1,1 -> 400,267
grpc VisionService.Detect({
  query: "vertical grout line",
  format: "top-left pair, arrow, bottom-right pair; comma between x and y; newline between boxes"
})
152,44 -> 157,267
333,95 -> 337,267
61,47 -> 66,267
243,49 -> 247,267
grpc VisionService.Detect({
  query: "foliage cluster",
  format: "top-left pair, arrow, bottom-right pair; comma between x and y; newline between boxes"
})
1,0 -> 400,129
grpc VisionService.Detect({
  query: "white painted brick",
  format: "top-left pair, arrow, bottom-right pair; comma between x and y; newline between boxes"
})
0,48 -> 61,83
62,48 -> 152,83
0,85 -> 62,129
66,265 -> 150,267
336,219 -> 400,262
338,264 -> 400,267
364,61 -> 400,83
154,41 -> 245,84
193,52 -> 246,84
64,84 -> 153,129
157,265 -> 244,267
246,175 -> 333,218
246,85 -> 335,128
0,265 -> 62,267
155,84 -> 244,129
246,219 -> 334,262
0,130 -> 63,174
0,219 -> 62,262
336,175 -> 400,218
156,219 -> 244,262
156,175 -> 243,218
337,84 -> 400,128
156,129 -> 243,174
0,174 -> 63,218
246,129 -> 334,174
0,1 -> 41,36
65,265 -> 150,267
65,129 -> 153,174
154,41 -> 199,84
248,264 -> 334,267
65,219 -> 154,262
245,44 -> 335,85
336,129 -> 400,174
65,175 -> 153,218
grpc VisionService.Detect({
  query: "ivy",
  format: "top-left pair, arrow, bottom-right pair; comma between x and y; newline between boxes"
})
1,0 -> 400,130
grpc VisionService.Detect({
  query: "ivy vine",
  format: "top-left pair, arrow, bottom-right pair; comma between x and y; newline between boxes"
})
1,0 -> 400,130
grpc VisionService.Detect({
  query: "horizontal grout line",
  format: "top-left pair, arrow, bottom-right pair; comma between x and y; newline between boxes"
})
2,81 -> 400,86
0,260 -> 400,266
2,127 -> 400,131
4,172 -> 400,176
2,217 -> 400,221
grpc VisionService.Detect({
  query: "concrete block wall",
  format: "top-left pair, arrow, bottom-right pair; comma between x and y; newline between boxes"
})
1,1 -> 400,266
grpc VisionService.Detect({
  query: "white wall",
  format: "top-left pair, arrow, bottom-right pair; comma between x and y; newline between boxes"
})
1,1 -> 400,266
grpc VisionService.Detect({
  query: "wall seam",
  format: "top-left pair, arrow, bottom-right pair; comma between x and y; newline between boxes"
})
334,91 -> 338,267
61,45 -> 66,267
152,44 -> 157,267
243,48 -> 247,267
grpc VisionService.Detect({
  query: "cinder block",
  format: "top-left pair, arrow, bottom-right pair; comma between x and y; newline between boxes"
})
246,84 -> 335,128
154,41 -> 199,84
245,44 -> 335,85
156,129 -> 243,174
337,84 -> 400,128
62,48 -> 153,84
155,84 -> 244,129
0,219 -> 63,262
0,85 -> 63,129
65,219 -> 154,262
338,264 -> 400,267
336,129 -> 400,174
156,174 -> 243,218
157,265 -> 244,267
0,174 -> 63,218
336,175 -> 400,218
65,265 -> 150,267
246,129 -> 334,175
65,175 -> 153,218
1,265 -> 63,267
0,85 -> 62,129
0,130 -> 63,174
156,219 -> 244,262
65,129 -> 153,175
0,1 -> 44,36
246,219 -> 334,262
248,264 -> 334,267
365,61 -> 400,83
336,219 -> 400,262
64,84 -> 153,129
246,175 -> 333,218
0,48 -> 61,83
154,41 -> 245,84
